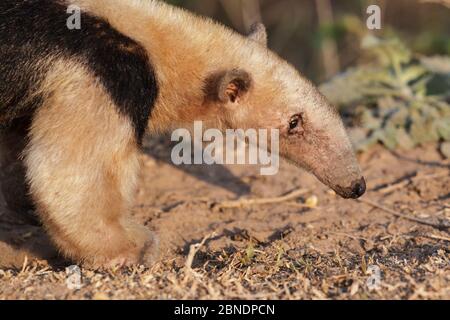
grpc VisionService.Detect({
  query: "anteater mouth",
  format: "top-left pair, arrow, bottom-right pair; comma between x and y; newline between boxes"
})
333,177 -> 366,199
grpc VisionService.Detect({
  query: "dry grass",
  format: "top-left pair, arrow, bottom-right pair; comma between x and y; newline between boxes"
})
0,142 -> 449,300
0,233 -> 448,300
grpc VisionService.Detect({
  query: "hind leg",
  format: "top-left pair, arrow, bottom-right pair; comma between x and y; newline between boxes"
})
24,65 -> 158,268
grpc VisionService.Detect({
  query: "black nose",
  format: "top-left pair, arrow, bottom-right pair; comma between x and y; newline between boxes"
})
350,177 -> 366,198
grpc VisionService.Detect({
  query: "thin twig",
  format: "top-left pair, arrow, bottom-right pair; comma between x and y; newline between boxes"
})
19,255 -> 29,274
423,234 -> 450,242
358,198 -> 450,230
212,189 -> 309,210
185,232 -> 216,271
328,231 -> 370,242
377,171 -> 449,194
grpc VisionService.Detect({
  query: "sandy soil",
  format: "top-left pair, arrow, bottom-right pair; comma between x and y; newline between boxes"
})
0,136 -> 449,300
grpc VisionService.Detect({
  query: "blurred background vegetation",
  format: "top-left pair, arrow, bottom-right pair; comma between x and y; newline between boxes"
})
166,0 -> 450,82
166,0 -> 450,154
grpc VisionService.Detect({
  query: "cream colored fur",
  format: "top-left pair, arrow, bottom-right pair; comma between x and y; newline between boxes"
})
68,0 -> 290,130
17,0 -> 362,267
67,0 -> 361,193
25,60 -> 157,267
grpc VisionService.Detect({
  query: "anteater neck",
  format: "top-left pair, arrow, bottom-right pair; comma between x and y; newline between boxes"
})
69,0 -> 264,133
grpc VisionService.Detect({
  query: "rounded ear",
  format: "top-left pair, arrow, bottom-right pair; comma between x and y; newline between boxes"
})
248,22 -> 268,47
205,69 -> 252,104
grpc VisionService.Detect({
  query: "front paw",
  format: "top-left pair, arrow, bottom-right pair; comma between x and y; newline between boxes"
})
84,226 -> 160,270
125,223 -> 160,267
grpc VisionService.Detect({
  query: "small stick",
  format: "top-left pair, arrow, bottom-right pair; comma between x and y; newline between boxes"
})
377,171 -> 449,194
20,255 -> 29,274
212,189 -> 309,210
358,198 -> 450,230
185,232 -> 216,270
328,231 -> 370,242
423,234 -> 450,242
378,180 -> 409,194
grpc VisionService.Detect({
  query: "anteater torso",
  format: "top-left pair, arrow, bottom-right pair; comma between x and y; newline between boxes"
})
0,0 -> 158,141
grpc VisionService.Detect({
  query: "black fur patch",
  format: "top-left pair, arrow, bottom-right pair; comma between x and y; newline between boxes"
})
0,0 -> 158,142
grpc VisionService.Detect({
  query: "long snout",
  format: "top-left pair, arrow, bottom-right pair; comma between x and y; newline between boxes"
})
312,153 -> 366,199
280,131 -> 366,199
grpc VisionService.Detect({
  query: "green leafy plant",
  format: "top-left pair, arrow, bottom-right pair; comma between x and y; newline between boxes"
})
320,36 -> 450,153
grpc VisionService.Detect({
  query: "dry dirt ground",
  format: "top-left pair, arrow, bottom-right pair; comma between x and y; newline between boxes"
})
0,136 -> 449,300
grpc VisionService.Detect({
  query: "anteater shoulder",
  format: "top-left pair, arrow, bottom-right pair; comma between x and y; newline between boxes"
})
0,0 -> 158,141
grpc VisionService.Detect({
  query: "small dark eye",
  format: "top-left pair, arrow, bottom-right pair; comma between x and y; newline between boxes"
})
289,114 -> 302,132
289,118 -> 299,130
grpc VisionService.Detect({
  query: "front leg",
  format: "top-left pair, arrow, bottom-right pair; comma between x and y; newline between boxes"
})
24,66 -> 158,268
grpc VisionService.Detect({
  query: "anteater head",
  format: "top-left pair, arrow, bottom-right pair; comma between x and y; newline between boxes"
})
203,23 -> 365,199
